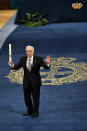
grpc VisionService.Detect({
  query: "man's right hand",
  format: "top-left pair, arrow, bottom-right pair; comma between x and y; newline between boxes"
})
8,61 -> 14,68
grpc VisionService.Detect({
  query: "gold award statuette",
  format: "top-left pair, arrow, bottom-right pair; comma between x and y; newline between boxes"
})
9,44 -> 12,62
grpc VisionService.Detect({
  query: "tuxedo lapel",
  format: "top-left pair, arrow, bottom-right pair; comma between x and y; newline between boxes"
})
33,56 -> 36,65
32,56 -> 37,69
23,56 -> 27,68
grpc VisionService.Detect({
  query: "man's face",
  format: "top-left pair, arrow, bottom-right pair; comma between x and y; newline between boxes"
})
26,47 -> 34,58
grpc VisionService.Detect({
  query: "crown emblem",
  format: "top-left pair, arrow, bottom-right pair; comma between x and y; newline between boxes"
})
72,2 -> 83,10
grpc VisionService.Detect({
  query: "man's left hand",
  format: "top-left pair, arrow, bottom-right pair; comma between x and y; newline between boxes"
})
45,56 -> 51,64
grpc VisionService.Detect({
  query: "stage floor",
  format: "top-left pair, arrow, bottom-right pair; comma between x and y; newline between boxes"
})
0,10 -> 16,29
0,13 -> 87,130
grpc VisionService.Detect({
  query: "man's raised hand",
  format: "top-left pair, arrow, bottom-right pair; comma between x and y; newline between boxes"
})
45,56 -> 51,64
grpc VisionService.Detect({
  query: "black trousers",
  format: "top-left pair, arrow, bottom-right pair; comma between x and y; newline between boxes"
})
23,83 -> 40,112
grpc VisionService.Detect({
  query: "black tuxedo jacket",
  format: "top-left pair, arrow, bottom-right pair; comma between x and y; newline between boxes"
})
12,56 -> 50,89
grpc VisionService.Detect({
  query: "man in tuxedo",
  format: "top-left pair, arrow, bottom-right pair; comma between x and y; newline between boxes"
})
8,45 -> 51,118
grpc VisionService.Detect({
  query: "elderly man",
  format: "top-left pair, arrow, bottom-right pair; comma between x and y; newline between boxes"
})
8,45 -> 51,118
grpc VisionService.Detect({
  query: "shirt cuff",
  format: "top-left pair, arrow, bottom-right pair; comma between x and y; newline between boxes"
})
47,64 -> 50,67
10,64 -> 14,68
12,64 -> 14,68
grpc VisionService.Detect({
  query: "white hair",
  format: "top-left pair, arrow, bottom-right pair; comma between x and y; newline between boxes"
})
25,45 -> 34,52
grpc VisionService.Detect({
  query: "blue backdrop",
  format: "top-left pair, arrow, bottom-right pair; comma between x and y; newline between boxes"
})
15,0 -> 87,24
10,0 -> 20,9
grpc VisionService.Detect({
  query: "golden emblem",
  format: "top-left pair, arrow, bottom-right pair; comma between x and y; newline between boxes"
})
5,57 -> 87,86
72,2 -> 83,10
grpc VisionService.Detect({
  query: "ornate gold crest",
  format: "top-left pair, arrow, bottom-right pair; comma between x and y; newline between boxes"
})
72,2 -> 83,10
5,57 -> 87,86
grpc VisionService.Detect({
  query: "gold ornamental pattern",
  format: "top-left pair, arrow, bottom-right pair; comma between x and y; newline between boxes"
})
5,57 -> 87,86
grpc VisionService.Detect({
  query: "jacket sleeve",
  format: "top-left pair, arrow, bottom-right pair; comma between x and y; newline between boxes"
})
11,57 -> 23,70
40,57 -> 50,69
